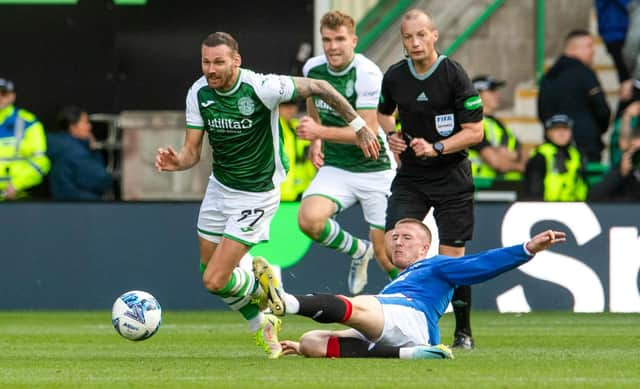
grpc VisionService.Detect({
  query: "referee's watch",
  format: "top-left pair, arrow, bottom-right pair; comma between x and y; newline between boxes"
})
433,141 -> 445,156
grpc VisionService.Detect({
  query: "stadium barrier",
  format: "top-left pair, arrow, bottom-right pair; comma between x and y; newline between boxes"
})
1,202 -> 638,311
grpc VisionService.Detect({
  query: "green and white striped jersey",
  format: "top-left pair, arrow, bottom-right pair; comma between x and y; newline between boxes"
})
186,69 -> 295,192
303,53 -> 393,172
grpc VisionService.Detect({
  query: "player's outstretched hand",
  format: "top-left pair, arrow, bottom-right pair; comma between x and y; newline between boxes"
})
525,230 -> 567,254
155,146 -> 180,172
280,340 -> 302,356
355,127 -> 380,160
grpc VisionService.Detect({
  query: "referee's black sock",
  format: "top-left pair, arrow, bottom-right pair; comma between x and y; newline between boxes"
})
452,285 -> 472,336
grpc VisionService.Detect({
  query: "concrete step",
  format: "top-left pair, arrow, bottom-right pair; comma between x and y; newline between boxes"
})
593,36 -> 616,68
513,85 -> 538,117
492,113 -> 543,144
596,66 -> 621,90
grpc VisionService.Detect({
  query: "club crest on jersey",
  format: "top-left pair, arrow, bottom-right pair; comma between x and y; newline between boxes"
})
238,97 -> 255,116
435,114 -> 455,137
345,79 -> 355,98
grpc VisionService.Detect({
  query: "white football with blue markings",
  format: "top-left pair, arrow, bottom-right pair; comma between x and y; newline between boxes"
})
112,290 -> 162,341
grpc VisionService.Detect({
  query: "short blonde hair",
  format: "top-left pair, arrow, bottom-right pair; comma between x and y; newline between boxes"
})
401,9 -> 436,32
320,10 -> 356,34
394,218 -> 432,243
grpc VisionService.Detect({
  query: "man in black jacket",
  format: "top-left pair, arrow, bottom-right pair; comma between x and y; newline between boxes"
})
538,30 -> 611,163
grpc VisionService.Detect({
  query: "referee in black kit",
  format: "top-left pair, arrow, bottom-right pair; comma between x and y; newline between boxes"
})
377,9 -> 483,350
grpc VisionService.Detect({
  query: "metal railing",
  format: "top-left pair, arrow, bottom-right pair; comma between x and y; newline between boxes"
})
355,0 -> 413,53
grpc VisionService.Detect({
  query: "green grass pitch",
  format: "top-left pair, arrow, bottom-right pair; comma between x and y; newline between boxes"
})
0,311 -> 638,388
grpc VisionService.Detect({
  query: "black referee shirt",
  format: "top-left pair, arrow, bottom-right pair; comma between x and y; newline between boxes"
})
378,55 -> 483,177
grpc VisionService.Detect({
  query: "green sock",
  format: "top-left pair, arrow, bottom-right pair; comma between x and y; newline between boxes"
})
201,262 -> 260,320
317,219 -> 366,258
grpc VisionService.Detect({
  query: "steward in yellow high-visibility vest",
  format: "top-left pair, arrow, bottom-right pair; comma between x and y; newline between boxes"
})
0,78 -> 50,201
469,115 -> 523,180
279,103 -> 316,201
469,75 -> 525,182
523,114 -> 588,201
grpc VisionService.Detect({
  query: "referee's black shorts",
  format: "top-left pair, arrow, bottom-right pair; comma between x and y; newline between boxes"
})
385,168 -> 474,247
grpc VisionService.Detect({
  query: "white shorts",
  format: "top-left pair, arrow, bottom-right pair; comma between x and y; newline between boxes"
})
302,166 -> 394,229
197,174 -> 280,245
371,294 -> 430,347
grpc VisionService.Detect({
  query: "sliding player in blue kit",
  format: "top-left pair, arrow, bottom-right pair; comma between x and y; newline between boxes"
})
253,218 -> 566,359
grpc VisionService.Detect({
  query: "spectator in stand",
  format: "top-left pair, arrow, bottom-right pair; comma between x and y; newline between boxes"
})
538,30 -> 611,163
0,77 -> 50,201
623,0 -> 640,101
469,75 -> 525,183
609,100 -> 640,166
589,109 -> 640,201
279,101 -> 315,202
595,0 -> 632,113
46,106 -> 112,200
522,114 -> 589,201
621,1 -> 640,105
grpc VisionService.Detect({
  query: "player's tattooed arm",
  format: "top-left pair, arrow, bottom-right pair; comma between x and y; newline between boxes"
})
293,78 -> 357,120
291,77 -> 380,159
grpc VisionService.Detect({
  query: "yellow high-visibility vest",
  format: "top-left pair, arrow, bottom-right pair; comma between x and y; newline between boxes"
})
0,105 -> 50,200
469,116 -> 522,181
532,143 -> 588,201
279,117 -> 316,202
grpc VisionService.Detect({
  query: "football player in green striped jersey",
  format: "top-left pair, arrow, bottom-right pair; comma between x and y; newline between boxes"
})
155,32 -> 379,359
296,11 -> 398,296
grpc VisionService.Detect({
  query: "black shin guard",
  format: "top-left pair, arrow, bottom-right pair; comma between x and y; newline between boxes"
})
296,293 -> 351,323
452,285 -> 472,336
